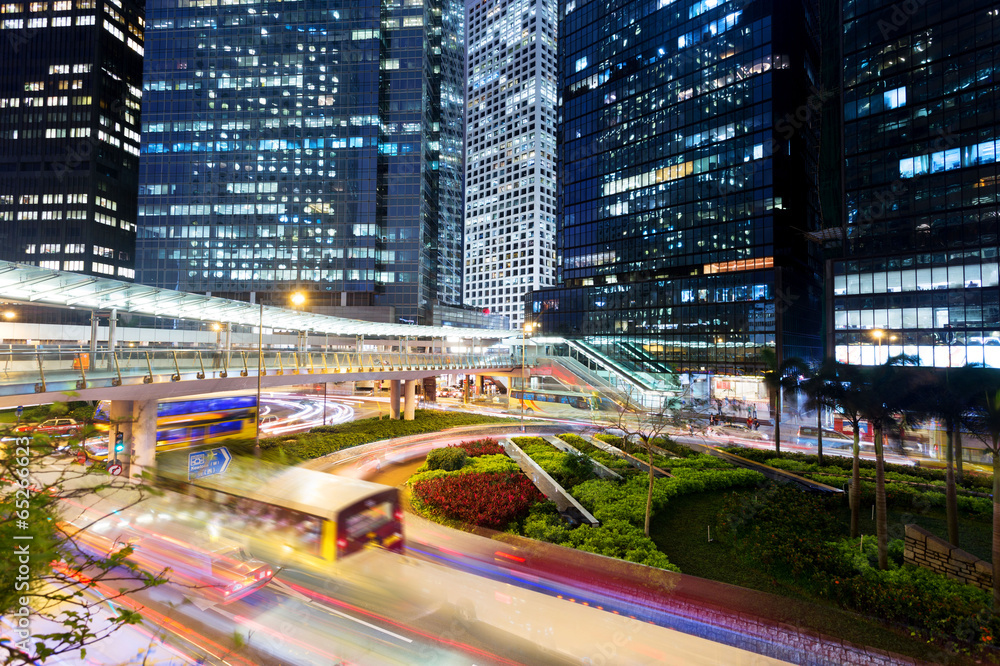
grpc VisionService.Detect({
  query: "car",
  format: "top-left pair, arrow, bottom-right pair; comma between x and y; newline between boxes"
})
707,424 -> 767,441
13,418 -> 82,437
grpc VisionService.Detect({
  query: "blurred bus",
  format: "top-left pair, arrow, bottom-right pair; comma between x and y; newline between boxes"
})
158,467 -> 404,566
89,396 -> 257,458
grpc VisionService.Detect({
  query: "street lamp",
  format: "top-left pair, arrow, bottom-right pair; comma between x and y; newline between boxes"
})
3,310 -> 15,320
520,322 -> 536,430
870,329 -> 897,364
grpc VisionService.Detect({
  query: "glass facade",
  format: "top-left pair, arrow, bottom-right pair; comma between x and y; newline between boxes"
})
834,0 -> 1000,368
529,0 -> 823,378
0,0 -> 144,279
463,0 -> 559,330
136,0 -> 464,323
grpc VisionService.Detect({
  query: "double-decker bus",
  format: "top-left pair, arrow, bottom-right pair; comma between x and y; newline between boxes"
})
157,467 -> 404,566
90,396 -> 257,458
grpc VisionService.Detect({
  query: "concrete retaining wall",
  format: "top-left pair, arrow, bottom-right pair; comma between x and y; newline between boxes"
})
583,434 -> 670,478
904,524 -> 992,591
501,438 -> 600,526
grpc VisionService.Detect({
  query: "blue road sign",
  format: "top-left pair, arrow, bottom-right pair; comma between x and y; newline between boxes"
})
16,406 -> 23,417
188,447 -> 233,480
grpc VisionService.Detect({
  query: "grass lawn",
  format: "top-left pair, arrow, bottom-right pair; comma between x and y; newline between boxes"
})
649,491 -> 979,663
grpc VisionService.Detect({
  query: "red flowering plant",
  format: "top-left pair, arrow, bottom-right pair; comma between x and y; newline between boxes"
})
412,472 -> 544,530
450,438 -> 505,457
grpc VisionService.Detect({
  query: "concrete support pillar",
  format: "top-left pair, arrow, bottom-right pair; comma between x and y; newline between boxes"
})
389,379 -> 401,420
131,399 -> 157,482
224,322 -> 231,351
107,308 -> 118,354
89,312 -> 99,355
404,379 -> 416,420
109,399 -> 155,482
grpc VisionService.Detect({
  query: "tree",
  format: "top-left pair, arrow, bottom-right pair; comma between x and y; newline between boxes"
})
964,369 -> 1000,612
1,430 -> 166,665
759,348 -> 808,454
853,356 -> 918,570
823,361 -> 867,539
911,364 -> 983,547
801,359 -> 839,466
603,389 -> 682,536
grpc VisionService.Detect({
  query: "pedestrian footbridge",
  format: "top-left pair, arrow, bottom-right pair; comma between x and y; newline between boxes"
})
0,348 -> 518,409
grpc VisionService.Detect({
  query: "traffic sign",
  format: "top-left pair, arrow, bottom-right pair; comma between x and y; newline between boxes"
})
16,406 -> 23,417
108,463 -> 123,477
188,447 -> 233,481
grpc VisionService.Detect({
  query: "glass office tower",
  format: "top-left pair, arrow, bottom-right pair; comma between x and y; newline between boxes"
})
137,0 -> 465,324
0,0 -> 144,279
463,0 -> 560,330
832,1 -> 1000,368
530,0 -> 824,381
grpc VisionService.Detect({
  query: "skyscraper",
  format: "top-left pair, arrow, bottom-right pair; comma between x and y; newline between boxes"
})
136,0 -> 465,324
530,0 -> 824,382
463,0 -> 559,330
831,0 -> 1000,368
0,0 -> 144,279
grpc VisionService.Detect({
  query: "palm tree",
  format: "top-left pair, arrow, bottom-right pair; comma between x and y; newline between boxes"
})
760,348 -> 808,454
824,361 -> 866,538
964,369 -> 1000,612
855,356 -> 918,570
802,359 -> 838,466
912,364 -> 983,547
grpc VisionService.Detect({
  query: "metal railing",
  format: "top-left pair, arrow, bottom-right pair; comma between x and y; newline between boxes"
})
0,349 -> 516,398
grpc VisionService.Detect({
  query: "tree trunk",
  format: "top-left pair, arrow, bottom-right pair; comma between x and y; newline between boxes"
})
644,443 -> 654,537
955,428 -> 964,483
945,419 -> 959,547
993,441 -> 1000,613
850,427 -> 861,539
774,389 -> 781,454
875,427 -> 888,570
816,405 -> 824,466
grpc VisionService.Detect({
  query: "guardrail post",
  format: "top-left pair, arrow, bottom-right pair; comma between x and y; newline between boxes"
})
240,351 -> 250,377
111,352 -> 123,386
276,352 -> 285,376
34,353 -> 46,393
170,351 -> 181,381
196,351 -> 206,380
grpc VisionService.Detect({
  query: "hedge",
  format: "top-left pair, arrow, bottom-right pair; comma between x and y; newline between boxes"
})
721,447 -> 991,492
512,436 -> 595,489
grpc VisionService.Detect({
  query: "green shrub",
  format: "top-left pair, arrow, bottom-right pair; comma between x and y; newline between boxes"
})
426,446 -> 467,471
409,454 -> 519,484
556,433 -> 634,473
716,486 -> 1000,647
513,436 -> 596,488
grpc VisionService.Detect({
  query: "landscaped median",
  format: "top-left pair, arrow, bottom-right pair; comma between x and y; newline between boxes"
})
223,409 -> 518,463
405,435 -> 765,570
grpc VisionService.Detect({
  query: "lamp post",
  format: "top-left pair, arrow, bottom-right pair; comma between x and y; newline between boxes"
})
254,302 -> 263,458
520,322 -> 535,431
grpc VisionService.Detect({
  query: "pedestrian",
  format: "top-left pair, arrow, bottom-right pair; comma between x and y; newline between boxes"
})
753,417 -> 760,431
746,416 -> 752,429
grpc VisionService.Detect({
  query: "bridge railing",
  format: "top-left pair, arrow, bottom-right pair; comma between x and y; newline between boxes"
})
0,349 -> 516,396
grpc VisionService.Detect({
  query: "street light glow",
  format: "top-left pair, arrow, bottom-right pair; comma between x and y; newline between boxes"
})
291,292 -> 306,307
2,310 -> 15,320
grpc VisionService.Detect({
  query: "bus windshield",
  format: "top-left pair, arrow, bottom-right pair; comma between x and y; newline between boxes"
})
345,501 -> 394,539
